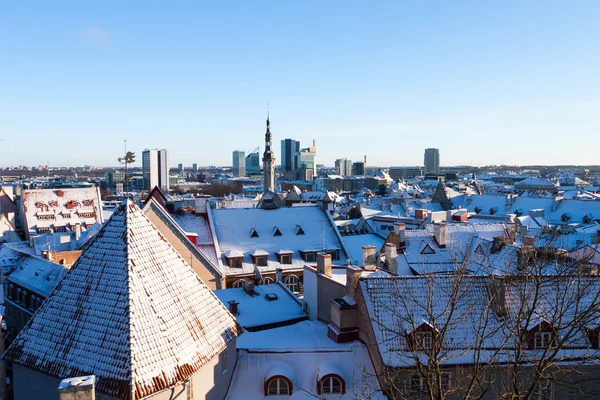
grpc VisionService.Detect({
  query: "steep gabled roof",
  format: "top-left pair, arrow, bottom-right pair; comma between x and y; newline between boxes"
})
4,200 -> 239,399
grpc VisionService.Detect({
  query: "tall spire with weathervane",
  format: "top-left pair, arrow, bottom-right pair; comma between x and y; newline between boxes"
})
262,111 -> 276,192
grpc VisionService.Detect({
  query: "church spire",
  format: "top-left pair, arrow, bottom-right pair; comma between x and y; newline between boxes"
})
262,112 -> 275,193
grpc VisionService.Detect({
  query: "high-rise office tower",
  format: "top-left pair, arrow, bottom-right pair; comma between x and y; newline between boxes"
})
262,117 -> 276,192
232,150 -> 246,177
299,139 -> 317,179
245,148 -> 260,174
192,163 -> 198,173
142,149 -> 169,192
424,148 -> 440,174
352,161 -> 365,176
281,139 -> 300,172
335,158 -> 353,177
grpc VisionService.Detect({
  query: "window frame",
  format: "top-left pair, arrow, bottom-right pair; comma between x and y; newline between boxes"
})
265,376 -> 292,396
417,331 -> 433,350
534,331 -> 555,349
318,374 -> 345,395
284,275 -> 300,293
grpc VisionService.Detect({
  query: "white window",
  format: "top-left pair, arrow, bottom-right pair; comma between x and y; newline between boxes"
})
534,332 -> 554,349
284,275 -> 300,293
417,332 -> 433,350
320,376 -> 343,394
267,378 -> 290,395
410,375 -> 423,391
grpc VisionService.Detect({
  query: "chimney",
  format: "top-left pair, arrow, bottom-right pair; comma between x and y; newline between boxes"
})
505,213 -> 517,223
317,252 -> 332,277
384,243 -> 398,274
506,222 -> 517,244
433,223 -> 446,248
41,250 -> 53,262
362,245 -> 377,271
415,209 -> 428,220
486,278 -> 508,317
227,300 -> 239,315
186,232 -> 198,245
327,297 -> 359,343
345,265 -> 362,298
394,222 -> 406,246
58,375 -> 96,400
380,202 -> 385,211
276,268 -> 283,283
74,223 -> 81,243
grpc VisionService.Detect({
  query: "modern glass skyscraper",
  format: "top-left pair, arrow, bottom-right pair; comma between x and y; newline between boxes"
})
232,150 -> 246,177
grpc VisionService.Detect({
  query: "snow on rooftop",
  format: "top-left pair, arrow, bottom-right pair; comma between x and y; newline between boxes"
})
5,200 -> 240,400
214,283 -> 307,329
229,320 -> 384,399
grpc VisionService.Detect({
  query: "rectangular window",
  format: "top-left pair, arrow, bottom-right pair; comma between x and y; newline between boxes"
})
304,252 -> 316,262
281,254 -> 291,264
532,380 -> 552,400
410,375 -> 423,391
229,258 -> 242,268
440,373 -> 451,391
417,332 -> 433,350
326,250 -> 340,260
255,256 -> 267,266
534,332 -> 554,349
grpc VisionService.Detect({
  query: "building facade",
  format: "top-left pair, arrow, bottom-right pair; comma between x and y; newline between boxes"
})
335,159 -> 353,177
424,148 -> 440,174
232,150 -> 246,177
142,148 -> 169,192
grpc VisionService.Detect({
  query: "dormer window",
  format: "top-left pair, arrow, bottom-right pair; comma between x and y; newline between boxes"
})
318,375 -> 345,395
276,250 -> 294,265
251,250 -> 269,267
417,332 -> 432,350
273,227 -> 282,237
534,332 -> 555,349
300,250 -> 317,262
420,244 -> 436,255
265,376 -> 292,396
250,228 -> 259,238
561,213 -> 571,223
62,213 -> 71,219
474,207 -> 482,214
296,225 -> 305,235
79,212 -> 95,219
224,250 -> 244,268
489,207 -> 498,215
474,244 -> 485,255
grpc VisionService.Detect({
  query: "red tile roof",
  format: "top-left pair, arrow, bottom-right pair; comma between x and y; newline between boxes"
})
4,200 -> 240,399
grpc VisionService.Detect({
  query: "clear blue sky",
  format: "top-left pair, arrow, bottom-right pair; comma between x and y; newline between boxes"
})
1,1 -> 599,168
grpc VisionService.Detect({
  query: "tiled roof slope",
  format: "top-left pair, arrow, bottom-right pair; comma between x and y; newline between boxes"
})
4,200 -> 240,399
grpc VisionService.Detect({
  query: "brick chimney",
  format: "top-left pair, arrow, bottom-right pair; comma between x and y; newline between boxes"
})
317,252 -> 332,278
362,245 -> 377,271
327,296 -> 359,343
433,223 -> 446,248
394,222 -> 406,247
384,243 -> 398,274
345,265 -> 362,298
58,375 -> 96,400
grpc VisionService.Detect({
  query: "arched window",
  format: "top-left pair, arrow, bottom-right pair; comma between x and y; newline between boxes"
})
260,277 -> 275,285
284,275 -> 300,293
318,375 -> 345,394
265,376 -> 292,396
232,280 -> 246,288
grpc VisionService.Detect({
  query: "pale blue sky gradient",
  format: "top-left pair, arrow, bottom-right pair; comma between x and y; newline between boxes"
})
1,1 -> 599,168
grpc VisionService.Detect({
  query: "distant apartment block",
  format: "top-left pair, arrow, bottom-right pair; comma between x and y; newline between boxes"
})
389,166 -> 423,180
335,158 -> 352,177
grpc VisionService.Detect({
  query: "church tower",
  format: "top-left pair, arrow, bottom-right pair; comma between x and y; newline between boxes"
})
262,115 -> 276,192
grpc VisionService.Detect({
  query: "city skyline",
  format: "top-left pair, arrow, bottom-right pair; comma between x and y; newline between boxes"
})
1,1 -> 599,167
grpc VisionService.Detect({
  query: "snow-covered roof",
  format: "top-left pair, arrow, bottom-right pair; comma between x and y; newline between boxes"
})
6,254 -> 67,297
5,200 -> 240,400
228,320 -> 384,399
210,206 -> 348,275
342,233 -> 385,267
360,275 -> 600,368
20,187 -> 103,238
214,283 -> 307,330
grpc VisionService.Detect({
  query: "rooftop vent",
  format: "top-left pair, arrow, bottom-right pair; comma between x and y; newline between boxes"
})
228,300 -> 239,315
265,293 -> 278,301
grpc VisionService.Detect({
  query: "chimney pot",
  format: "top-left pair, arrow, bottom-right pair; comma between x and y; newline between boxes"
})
227,300 -> 239,315
345,265 -> 362,299
275,268 -> 283,283
384,243 -> 398,274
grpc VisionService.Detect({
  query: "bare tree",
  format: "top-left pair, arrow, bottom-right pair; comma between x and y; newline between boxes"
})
356,234 -> 600,400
